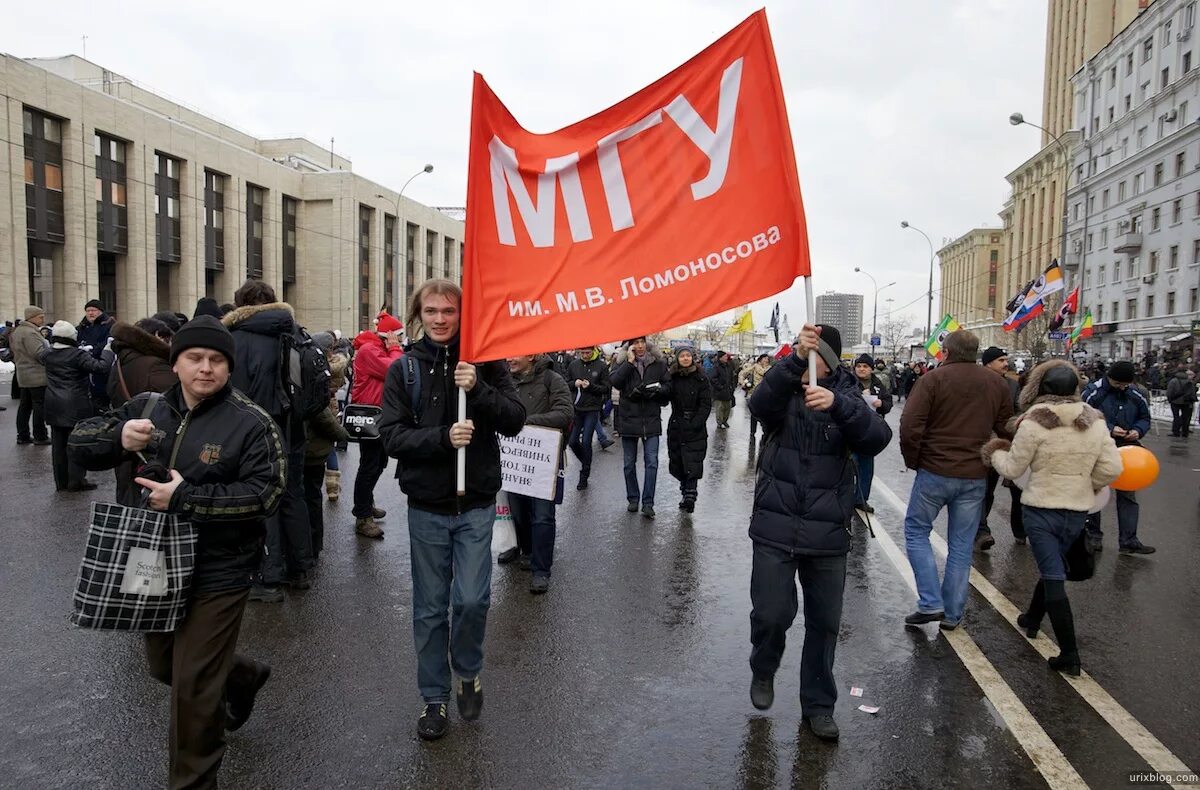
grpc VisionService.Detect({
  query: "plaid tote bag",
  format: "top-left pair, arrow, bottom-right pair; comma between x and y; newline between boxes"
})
71,501 -> 198,632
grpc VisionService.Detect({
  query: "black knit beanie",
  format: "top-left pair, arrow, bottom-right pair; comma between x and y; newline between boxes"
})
170,315 -> 236,370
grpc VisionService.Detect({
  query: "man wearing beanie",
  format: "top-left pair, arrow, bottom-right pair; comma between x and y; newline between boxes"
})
851,353 -> 892,513
12,306 -> 50,445
746,323 -> 891,742
77,298 -> 115,409
900,330 -> 1013,631
977,347 -> 1025,551
193,297 -> 223,320
1081,360 -> 1155,554
69,314 -> 283,788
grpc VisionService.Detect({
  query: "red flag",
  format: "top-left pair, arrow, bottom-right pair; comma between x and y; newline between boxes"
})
461,10 -> 809,360
1048,286 -> 1079,332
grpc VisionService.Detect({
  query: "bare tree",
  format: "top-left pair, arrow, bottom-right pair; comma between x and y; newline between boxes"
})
879,314 -> 916,362
702,319 -> 728,348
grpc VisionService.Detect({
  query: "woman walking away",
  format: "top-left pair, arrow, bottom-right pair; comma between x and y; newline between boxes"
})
40,320 -> 114,492
667,346 -> 712,513
350,314 -> 404,538
982,360 -> 1123,676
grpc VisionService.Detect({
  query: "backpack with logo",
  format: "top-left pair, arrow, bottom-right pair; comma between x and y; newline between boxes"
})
282,328 -> 333,420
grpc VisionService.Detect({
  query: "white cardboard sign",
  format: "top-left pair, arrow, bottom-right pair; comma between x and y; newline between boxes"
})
499,425 -> 564,501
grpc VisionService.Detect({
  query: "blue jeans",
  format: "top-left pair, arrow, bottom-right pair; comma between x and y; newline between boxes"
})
855,453 -> 874,504
408,505 -> 495,703
508,493 -> 557,577
569,410 -> 601,475
1084,488 -> 1140,548
326,450 -> 338,471
595,417 -> 611,445
903,470 -> 986,625
1023,506 -> 1086,582
622,435 -> 660,505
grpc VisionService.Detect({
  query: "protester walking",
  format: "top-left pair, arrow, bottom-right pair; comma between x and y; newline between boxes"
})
666,345 -> 712,513
977,346 -> 1025,550
499,354 -> 573,593
303,333 -> 350,561
899,330 -> 1013,630
566,345 -> 612,490
1082,360 -> 1155,554
851,353 -> 892,513
739,354 -> 771,437
1166,365 -> 1197,438
69,315 -> 283,790
39,321 -> 113,492
377,279 -> 525,742
12,307 -> 50,445
709,350 -> 737,429
747,324 -> 891,742
983,360 -> 1123,676
610,337 -> 672,518
350,314 -> 404,538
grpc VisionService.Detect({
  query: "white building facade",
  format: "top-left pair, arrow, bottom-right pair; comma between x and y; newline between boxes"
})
1066,0 -> 1200,359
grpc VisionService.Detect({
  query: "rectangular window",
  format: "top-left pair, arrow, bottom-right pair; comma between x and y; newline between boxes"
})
1097,304 -> 1104,322
1168,292 -> 1177,314
1088,233 -> 1094,252
1132,214 -> 1143,233
1193,289 -> 1199,312
1150,250 -> 1160,273
246,184 -> 264,279
406,222 -> 418,295
1195,238 -> 1200,263
282,196 -> 297,284
1189,2 -> 1197,28
94,131 -> 128,254
1125,94 -> 1132,113
1119,181 -> 1127,200
1152,207 -> 1161,230
1154,162 -> 1164,186
1171,245 -> 1180,269
23,107 -> 65,244
1186,52 -> 1194,73
1102,189 -> 1110,209
154,152 -> 182,265
425,230 -> 437,281
1099,265 -> 1106,284
1134,172 -> 1144,194
1141,81 -> 1151,104
1177,151 -> 1187,178
1088,194 -> 1096,214
1147,294 -> 1155,316
1128,52 -> 1135,74
359,205 -> 372,331
1175,199 -> 1184,224
1110,65 -> 1118,87
1113,300 -> 1121,318
1144,37 -> 1154,63
1163,67 -> 1171,89
1166,20 -> 1174,46
444,236 -> 455,282
1115,261 -> 1122,281
384,214 -> 396,312
204,170 -> 225,270
1101,227 -> 1108,247
1182,101 -> 1190,124
1128,299 -> 1138,319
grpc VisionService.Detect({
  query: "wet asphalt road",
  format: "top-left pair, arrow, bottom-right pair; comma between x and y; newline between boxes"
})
1,390 -> 1198,789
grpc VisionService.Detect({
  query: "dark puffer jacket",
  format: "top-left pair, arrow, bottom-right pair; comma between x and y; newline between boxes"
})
748,356 -> 892,556
610,350 -> 672,438
566,350 -> 611,412
222,302 -> 296,422
39,343 -> 114,428
667,362 -> 712,481
107,322 -> 178,408
69,382 -> 285,593
856,373 -> 894,417
709,359 -> 736,401
512,357 -> 574,432
377,336 -> 526,515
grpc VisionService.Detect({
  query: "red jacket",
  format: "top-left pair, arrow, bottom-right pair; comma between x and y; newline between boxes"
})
351,331 -> 402,406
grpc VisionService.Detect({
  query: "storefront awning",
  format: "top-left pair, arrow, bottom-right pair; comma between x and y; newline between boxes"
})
1165,332 -> 1191,343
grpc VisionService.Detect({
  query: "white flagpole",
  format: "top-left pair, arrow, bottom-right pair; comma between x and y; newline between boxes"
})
456,388 -> 467,496
803,277 -> 819,378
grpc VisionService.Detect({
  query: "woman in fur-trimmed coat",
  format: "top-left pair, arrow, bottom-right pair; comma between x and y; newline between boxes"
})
981,359 -> 1122,677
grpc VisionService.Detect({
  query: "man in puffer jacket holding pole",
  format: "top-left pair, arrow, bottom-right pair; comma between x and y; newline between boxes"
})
745,324 -> 892,743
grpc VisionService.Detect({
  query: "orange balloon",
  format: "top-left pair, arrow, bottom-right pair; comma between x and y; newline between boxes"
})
1112,446 -> 1160,491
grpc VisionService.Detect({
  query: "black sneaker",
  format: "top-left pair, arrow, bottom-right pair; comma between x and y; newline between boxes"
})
225,661 -> 271,731
457,677 -> 483,721
1120,543 -> 1156,555
627,501 -> 639,513
750,675 -> 774,710
577,477 -> 589,491
1047,652 -> 1081,676
681,499 -> 695,513
904,611 -> 944,625
32,437 -> 51,446
600,439 -> 615,450
530,575 -> 550,595
16,437 -> 32,445
66,482 -> 99,492
284,571 -> 311,590
496,547 -> 520,565
641,504 -> 655,519
417,703 -> 449,741
519,555 -> 532,571
248,585 -> 285,604
805,714 -> 840,742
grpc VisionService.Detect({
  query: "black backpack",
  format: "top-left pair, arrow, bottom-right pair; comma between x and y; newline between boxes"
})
282,328 -> 333,420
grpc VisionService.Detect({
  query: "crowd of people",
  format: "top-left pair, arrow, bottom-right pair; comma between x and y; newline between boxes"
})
0,288 -> 1180,786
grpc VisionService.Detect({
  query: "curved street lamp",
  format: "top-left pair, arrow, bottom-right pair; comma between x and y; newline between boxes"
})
901,220 -> 936,338
853,267 -> 895,339
376,164 -> 436,312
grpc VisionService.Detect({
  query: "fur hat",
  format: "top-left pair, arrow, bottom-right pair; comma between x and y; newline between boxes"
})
1108,360 -> 1135,383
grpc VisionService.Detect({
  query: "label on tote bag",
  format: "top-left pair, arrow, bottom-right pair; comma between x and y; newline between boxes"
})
120,548 -> 168,596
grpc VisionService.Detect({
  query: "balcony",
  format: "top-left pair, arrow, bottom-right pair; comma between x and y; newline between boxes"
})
1113,232 -> 1143,254
1062,250 -> 1081,269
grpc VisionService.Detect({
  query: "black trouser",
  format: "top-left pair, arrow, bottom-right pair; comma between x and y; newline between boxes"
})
144,588 -> 258,790
508,492 -> 557,577
50,426 -> 87,490
352,440 -> 389,518
749,544 -> 846,716
302,463 -> 326,558
680,477 -> 699,502
979,467 -> 1026,538
16,385 -> 47,441
1171,403 -> 1194,436
261,439 -> 313,584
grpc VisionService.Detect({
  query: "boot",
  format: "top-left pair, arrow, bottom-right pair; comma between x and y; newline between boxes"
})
1044,596 -> 1081,676
355,516 -> 384,539
1017,581 -> 1045,638
577,470 -> 589,491
325,469 -> 341,502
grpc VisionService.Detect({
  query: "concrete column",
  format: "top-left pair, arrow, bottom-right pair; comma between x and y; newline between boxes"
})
178,160 -> 202,314
0,97 -> 20,319
124,141 -> 152,320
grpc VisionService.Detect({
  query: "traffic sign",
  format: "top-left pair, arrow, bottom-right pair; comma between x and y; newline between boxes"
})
1048,331 -> 1069,340
870,334 -> 881,346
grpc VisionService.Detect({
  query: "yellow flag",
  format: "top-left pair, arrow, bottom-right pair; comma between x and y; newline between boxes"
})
726,311 -> 754,335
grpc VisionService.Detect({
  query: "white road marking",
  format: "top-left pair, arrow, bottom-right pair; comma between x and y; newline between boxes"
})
867,506 -> 1088,790
872,479 -> 1195,788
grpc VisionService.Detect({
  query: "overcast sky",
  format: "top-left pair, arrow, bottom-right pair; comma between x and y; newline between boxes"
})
2,0 -> 1048,338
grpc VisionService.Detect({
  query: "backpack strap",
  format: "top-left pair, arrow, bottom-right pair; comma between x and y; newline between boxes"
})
140,391 -> 163,420
405,355 -> 423,422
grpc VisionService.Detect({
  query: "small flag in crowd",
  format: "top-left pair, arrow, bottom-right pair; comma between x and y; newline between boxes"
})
726,310 -> 755,335
1048,286 -> 1079,332
768,302 -> 781,343
925,314 -> 961,360
1066,310 -> 1094,349
1003,261 -> 1064,332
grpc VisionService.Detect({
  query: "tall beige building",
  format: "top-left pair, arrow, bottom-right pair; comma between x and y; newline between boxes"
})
2,55 -> 464,332
936,228 -> 1007,348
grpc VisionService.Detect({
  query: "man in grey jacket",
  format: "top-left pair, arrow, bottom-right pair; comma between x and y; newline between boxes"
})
11,306 -> 50,445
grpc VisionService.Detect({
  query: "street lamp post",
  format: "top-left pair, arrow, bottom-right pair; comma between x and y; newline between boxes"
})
376,164 -> 434,311
1009,112 -> 1071,271
853,266 -> 895,338
900,221 -> 936,338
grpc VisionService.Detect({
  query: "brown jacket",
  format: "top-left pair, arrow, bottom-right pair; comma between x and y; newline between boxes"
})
107,322 -> 178,408
900,360 -> 1014,479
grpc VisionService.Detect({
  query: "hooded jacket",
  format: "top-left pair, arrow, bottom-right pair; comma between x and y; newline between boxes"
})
566,349 -> 611,412
351,330 -> 403,407
855,372 -> 894,417
39,343 -> 114,428
377,336 -> 526,514
69,382 -> 285,593
1081,376 -> 1151,447
709,358 -> 737,401
1166,369 -> 1198,406
667,361 -> 712,481
610,347 -> 672,437
305,342 -> 350,464
10,320 -> 48,387
222,301 -> 297,422
983,360 -> 1123,511
107,322 -> 178,408
748,356 -> 892,555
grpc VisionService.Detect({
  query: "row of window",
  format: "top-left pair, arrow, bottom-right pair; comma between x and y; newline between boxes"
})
1074,154 -> 1197,224
1096,236 -> 1200,283
1093,288 -> 1198,324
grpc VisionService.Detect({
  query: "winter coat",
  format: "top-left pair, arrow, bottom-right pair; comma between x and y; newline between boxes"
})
855,373 -> 893,417
900,359 -> 1014,479
1081,378 -> 1151,447
76,312 -> 115,352
709,360 -> 737,401
566,351 -> 611,412
738,362 -> 770,393
667,363 -> 712,481
547,351 -> 573,383
983,362 -> 1123,511
305,406 -> 349,465
222,301 -> 298,422
351,331 -> 403,407
107,322 -> 177,408
10,320 -> 48,387
69,382 -> 285,594
610,349 -> 672,438
377,336 -> 526,515
748,357 -> 892,556
1166,370 -> 1198,406
38,343 -> 114,428
512,357 -> 574,432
